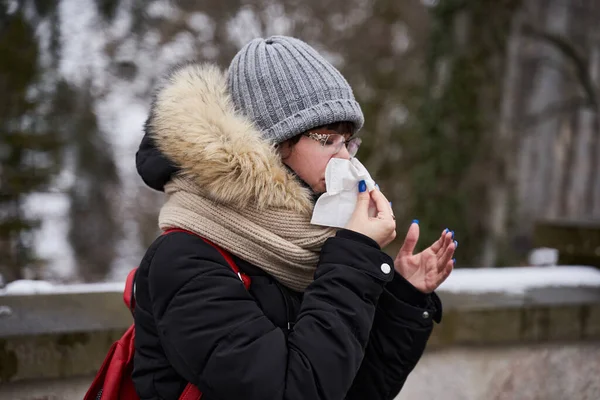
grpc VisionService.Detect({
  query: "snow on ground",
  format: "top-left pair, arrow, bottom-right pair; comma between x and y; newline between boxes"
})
2,266 -> 600,296
438,266 -> 600,295
0,280 -> 124,296
23,193 -> 75,281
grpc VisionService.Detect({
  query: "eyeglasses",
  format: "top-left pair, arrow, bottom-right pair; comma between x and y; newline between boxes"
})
304,132 -> 362,158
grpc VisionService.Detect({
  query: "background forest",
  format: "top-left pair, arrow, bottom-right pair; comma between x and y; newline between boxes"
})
1,0 -> 598,284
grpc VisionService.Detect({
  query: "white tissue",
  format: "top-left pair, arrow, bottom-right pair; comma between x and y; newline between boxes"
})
310,158 -> 377,228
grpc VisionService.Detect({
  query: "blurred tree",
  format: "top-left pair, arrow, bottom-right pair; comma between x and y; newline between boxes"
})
0,6 -> 62,282
507,0 -> 600,264
50,80 -> 122,282
0,0 -> 122,282
406,0 -> 521,267
3,0 -> 595,282
517,0 -> 600,220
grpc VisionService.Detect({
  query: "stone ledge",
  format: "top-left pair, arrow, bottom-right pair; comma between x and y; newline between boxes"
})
0,375 -> 92,400
428,302 -> 600,348
0,329 -> 126,383
1,287 -> 599,383
438,286 -> 600,309
0,292 -> 131,337
396,341 -> 600,400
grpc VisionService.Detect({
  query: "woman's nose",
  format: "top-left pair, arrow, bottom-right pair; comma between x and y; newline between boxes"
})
333,145 -> 351,160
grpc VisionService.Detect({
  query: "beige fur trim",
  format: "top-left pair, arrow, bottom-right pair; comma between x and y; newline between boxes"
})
146,63 -> 313,214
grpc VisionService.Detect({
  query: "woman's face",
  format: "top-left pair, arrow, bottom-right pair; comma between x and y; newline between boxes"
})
280,128 -> 355,194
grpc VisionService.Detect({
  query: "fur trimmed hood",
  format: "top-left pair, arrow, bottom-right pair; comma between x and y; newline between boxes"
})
142,63 -> 313,214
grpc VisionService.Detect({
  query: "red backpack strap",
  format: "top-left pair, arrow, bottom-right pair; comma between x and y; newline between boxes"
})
162,228 -> 251,289
180,383 -> 203,400
123,267 -> 138,312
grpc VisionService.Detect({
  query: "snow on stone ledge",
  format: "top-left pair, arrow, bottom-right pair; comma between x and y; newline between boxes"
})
439,266 -> 600,295
0,280 -> 125,296
2,266 -> 600,296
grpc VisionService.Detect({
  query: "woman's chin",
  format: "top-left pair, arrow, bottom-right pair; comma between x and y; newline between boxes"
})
313,181 -> 326,194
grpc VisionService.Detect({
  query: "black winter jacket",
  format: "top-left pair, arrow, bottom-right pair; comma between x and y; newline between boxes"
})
132,63 -> 442,400
133,229 -> 441,400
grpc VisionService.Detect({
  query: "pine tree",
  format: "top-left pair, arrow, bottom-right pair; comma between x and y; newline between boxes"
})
0,7 -> 62,282
50,80 -> 122,282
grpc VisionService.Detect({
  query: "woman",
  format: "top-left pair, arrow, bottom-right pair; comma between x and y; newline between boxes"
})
133,36 -> 455,400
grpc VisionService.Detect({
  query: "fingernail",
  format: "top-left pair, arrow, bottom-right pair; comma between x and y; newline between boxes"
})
454,240 -> 458,248
390,201 -> 393,207
451,230 -> 455,239
375,183 -> 380,190
358,180 -> 366,193
452,258 -> 456,265
444,228 -> 449,234
412,219 -> 419,225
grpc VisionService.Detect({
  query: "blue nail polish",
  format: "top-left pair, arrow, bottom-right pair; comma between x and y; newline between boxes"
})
412,219 -> 419,225
390,202 -> 393,207
454,240 -> 458,248
444,228 -> 449,234
452,258 -> 456,265
451,230 -> 455,239
358,180 -> 366,193
375,183 -> 380,189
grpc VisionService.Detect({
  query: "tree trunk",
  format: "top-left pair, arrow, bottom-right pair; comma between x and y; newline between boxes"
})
480,7 -> 524,268
518,0 -> 571,226
586,43 -> 600,217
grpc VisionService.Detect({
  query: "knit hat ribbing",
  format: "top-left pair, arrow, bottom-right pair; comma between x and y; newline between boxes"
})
227,36 -> 364,144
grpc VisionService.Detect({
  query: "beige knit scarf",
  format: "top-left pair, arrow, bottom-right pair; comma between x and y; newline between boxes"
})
159,177 -> 337,292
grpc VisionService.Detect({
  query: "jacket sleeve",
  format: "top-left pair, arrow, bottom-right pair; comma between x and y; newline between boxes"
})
345,232 -> 442,400
147,230 -> 394,400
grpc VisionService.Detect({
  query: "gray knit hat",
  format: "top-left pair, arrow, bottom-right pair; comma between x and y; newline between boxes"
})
227,36 -> 364,144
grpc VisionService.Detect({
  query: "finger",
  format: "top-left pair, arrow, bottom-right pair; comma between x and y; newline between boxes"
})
430,230 -> 446,253
370,189 -> 393,218
352,180 -> 371,215
437,258 -> 455,286
399,220 -> 420,256
437,241 -> 456,272
435,231 -> 447,257
436,229 -> 452,258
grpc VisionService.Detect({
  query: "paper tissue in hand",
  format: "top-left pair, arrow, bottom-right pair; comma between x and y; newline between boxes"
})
310,158 -> 377,228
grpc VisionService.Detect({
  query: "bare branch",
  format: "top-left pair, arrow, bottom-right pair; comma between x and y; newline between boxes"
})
517,96 -> 592,129
523,23 -> 598,108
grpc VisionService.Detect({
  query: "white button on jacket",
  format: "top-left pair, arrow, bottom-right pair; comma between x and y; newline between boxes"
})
380,263 -> 391,274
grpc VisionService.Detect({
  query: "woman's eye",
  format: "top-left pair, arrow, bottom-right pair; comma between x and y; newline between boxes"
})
325,135 -> 344,146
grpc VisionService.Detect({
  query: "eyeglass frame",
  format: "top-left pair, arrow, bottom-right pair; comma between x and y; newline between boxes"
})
303,131 -> 362,158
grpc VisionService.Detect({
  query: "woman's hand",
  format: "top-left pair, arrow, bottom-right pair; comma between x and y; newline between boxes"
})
394,222 -> 456,293
345,180 -> 396,248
